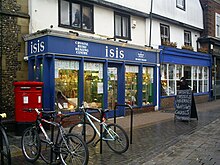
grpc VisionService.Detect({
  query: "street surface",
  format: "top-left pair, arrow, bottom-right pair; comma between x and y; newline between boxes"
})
7,99 -> 220,165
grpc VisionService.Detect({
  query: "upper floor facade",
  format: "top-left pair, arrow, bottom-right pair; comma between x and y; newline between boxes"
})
28,0 -> 203,51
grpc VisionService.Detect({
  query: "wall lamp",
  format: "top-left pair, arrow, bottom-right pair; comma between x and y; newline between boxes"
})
69,31 -> 79,36
144,45 -> 153,49
119,40 -> 128,43
107,37 -> 116,41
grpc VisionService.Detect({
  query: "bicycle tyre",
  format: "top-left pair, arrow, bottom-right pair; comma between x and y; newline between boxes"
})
105,123 -> 129,154
69,122 -> 96,144
59,133 -> 89,165
0,126 -> 11,165
39,132 -> 51,164
21,127 -> 41,163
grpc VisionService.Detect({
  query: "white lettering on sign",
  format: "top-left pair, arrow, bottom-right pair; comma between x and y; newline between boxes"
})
30,40 -> 45,54
105,46 -> 124,59
23,96 -> 28,104
135,51 -> 147,61
75,41 -> 89,55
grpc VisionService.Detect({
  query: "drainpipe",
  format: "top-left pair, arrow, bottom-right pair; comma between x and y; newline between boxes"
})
149,0 -> 153,47
214,55 -> 217,101
155,51 -> 160,111
0,2 -> 2,112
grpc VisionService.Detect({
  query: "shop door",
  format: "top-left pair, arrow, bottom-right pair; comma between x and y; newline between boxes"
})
107,64 -> 125,117
108,67 -> 117,110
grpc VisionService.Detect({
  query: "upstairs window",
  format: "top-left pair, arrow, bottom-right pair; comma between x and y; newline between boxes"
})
176,0 -> 185,10
160,24 -> 170,45
184,31 -> 192,46
114,12 -> 131,40
59,0 -> 93,32
216,13 -> 220,38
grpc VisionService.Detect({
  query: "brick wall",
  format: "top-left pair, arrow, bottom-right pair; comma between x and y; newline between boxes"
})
160,94 -> 209,110
200,0 -> 220,37
0,0 -> 29,119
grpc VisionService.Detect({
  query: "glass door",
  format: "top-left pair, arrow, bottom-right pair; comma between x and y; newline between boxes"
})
108,67 -> 118,110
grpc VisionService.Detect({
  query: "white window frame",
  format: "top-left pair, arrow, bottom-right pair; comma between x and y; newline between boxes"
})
184,31 -> 192,46
160,24 -> 170,44
176,0 -> 185,10
161,64 -> 209,96
216,13 -> 220,38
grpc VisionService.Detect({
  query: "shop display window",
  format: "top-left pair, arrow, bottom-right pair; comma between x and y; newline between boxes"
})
84,62 -> 103,108
161,64 -> 175,96
142,67 -> 154,105
161,64 -> 209,96
55,60 -> 79,112
125,65 -> 138,106
192,66 -> 197,92
184,65 -> 192,88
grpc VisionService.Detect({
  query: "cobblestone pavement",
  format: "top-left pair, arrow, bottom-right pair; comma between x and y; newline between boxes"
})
144,118 -> 220,165
6,100 -> 220,164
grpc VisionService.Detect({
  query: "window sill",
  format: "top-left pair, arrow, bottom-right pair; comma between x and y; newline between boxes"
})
58,24 -> 95,34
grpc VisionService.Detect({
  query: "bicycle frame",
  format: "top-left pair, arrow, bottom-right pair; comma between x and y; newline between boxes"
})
83,110 -> 116,141
34,109 -> 67,146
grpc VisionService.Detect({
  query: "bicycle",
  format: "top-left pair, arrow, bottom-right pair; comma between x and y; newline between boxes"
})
69,103 -> 129,154
0,113 -> 11,165
21,108 -> 89,165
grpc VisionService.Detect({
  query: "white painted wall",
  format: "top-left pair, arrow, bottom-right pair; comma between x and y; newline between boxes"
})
150,19 -> 200,51
105,0 -> 149,13
28,0 -> 147,46
28,0 -> 202,50
29,0 -> 59,33
152,0 -> 203,29
94,6 -> 114,38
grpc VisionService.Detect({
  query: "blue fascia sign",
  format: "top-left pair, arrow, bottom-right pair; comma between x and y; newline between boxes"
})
28,35 -> 157,64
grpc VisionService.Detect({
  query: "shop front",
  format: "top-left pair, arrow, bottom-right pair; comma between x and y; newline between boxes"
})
24,29 -> 159,117
160,46 -> 212,109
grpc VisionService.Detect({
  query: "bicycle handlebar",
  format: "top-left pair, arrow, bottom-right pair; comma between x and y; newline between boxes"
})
23,108 -> 70,120
0,113 -> 6,118
79,104 -> 109,114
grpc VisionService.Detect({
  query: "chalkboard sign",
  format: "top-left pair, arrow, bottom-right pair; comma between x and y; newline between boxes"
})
175,89 -> 198,121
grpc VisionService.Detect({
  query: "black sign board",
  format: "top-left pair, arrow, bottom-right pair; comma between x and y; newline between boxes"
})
175,89 -> 198,121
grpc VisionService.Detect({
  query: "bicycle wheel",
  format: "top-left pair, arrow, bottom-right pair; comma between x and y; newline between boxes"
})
69,122 -> 96,144
21,127 -> 41,163
0,126 -> 11,165
59,133 -> 89,165
39,132 -> 51,164
104,123 -> 129,154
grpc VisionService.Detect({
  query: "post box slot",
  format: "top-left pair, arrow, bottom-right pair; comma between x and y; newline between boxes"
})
36,87 -> 42,90
20,87 -> 31,90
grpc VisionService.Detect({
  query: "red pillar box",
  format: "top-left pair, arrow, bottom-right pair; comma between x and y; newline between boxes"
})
13,81 -> 43,135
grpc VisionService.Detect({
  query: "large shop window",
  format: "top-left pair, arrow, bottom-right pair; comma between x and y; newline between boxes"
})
142,67 -> 154,105
84,62 -> 103,108
161,64 -> 209,96
59,0 -> 93,32
125,65 -> 138,106
55,60 -> 79,112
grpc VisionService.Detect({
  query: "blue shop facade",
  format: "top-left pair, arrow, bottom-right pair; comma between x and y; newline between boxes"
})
24,30 -> 160,117
24,30 -> 212,115
159,46 -> 212,108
